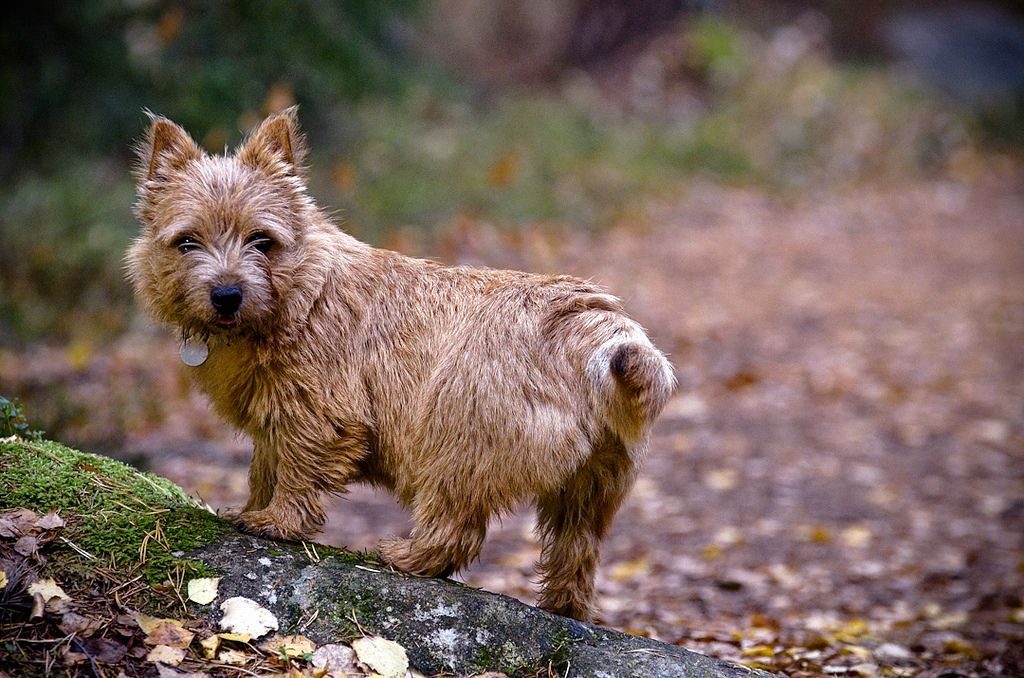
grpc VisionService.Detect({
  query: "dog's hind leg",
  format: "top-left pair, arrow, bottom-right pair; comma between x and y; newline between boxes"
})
534,433 -> 639,621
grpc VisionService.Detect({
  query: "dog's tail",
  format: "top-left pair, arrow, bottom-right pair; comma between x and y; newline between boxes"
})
588,330 -> 675,444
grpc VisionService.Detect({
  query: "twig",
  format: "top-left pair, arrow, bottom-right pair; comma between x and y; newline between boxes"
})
301,541 -> 321,564
58,536 -> 96,560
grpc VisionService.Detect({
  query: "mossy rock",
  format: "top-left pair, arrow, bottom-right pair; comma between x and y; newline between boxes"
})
0,437 -> 228,585
0,438 -> 770,677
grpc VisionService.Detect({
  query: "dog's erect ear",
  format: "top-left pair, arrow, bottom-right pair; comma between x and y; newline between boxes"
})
136,113 -> 202,182
237,106 -> 307,176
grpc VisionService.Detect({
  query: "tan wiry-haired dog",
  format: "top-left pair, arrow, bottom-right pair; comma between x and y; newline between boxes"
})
127,108 -> 674,620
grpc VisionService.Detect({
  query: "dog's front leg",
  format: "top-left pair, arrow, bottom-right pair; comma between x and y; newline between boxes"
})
235,439 -> 327,541
242,440 -> 278,512
235,424 -> 371,541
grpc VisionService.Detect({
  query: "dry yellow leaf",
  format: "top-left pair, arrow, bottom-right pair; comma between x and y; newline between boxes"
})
145,621 -> 195,649
311,644 -> 358,674
608,557 -> 650,582
200,635 -> 221,659
218,632 -> 252,643
741,644 -> 775,658
259,634 -> 317,658
134,613 -> 182,636
943,638 -> 976,657
703,468 -> 738,491
186,576 -> 220,605
933,611 -> 968,629
218,648 -> 250,666
27,578 -> 70,602
808,526 -> 832,543
351,636 -> 409,678
840,525 -> 872,548
146,644 -> 186,666
701,544 -> 723,560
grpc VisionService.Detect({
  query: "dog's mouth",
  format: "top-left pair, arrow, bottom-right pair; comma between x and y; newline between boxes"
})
213,315 -> 239,329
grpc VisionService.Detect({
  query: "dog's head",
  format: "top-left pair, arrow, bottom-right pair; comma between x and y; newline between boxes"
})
127,108 -> 315,339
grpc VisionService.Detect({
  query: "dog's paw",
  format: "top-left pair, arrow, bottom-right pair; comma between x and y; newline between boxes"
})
235,509 -> 307,542
377,537 -> 454,578
377,536 -> 413,568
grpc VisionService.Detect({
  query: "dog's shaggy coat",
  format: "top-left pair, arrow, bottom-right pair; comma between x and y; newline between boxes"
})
127,108 -> 674,620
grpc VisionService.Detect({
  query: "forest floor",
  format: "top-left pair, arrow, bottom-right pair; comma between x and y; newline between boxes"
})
3,160 -> 1022,676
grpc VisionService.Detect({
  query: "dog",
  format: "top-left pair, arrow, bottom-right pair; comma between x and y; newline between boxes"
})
126,107 -> 674,620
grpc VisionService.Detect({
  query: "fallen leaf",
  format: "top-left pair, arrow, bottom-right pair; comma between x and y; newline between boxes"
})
259,633 -> 316,659
0,517 -> 19,538
217,648 -> 251,666
742,644 -> 775,658
187,576 -> 220,605
874,643 -> 913,661
217,632 -> 252,643
64,637 -> 127,664
59,611 -> 103,637
35,511 -> 65,530
848,663 -> 880,677
352,635 -> 409,678
311,643 -> 358,673
933,611 -> 968,629
608,557 -> 650,582
219,596 -> 278,639
0,570 -> 7,589
841,525 -> 872,548
146,621 -> 195,649
701,544 -> 723,560
703,468 -> 739,491
0,509 -> 38,535
199,634 -> 221,659
14,535 -> 38,556
807,526 -> 832,544
135,613 -> 184,635
27,578 -> 70,603
31,582 -> 70,616
943,637 -> 976,657
156,664 -> 212,678
724,369 -> 761,390
147,644 -> 187,666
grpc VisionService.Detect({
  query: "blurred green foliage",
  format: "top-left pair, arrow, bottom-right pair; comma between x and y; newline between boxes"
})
327,17 -> 966,239
1,1 -> 422,172
0,395 -> 43,441
1,0 -> 424,344
0,7 -> 973,345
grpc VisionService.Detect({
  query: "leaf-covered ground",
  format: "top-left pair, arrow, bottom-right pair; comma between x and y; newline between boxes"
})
2,161 -> 1022,676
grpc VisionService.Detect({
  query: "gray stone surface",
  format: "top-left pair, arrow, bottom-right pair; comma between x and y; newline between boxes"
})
192,533 -> 772,677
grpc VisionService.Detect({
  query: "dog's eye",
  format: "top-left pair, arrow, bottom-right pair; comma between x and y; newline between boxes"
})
173,236 -> 200,254
246,232 -> 274,254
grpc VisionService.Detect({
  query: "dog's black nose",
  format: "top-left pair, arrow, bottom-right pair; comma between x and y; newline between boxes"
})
210,286 -> 243,315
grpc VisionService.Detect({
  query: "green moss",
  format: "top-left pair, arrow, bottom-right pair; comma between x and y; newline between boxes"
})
470,626 -> 578,677
470,640 -> 537,677
318,544 -> 384,568
0,438 -> 230,583
543,626 -> 579,674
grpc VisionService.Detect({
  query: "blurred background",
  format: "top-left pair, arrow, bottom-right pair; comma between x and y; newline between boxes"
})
1,1 -> 1022,675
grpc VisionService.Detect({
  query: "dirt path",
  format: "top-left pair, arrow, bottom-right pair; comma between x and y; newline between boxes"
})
6,167 -> 1022,675
440,168 -> 1024,675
